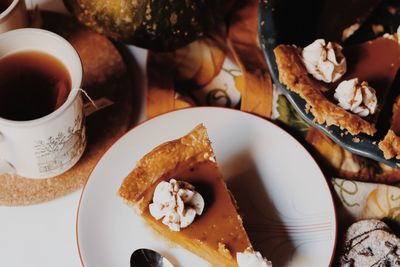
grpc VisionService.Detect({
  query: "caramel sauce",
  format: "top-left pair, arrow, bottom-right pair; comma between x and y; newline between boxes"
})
142,160 -> 250,263
324,37 -> 400,120
342,37 -> 400,98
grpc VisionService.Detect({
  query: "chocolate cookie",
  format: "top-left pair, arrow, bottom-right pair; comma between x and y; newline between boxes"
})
341,219 -> 400,267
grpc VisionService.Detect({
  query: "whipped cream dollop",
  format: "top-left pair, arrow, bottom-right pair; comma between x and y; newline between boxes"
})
302,39 -> 346,83
149,179 -> 204,232
237,249 -> 272,267
334,78 -> 377,117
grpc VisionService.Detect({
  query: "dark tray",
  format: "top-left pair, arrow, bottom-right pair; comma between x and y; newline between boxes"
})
259,0 -> 400,168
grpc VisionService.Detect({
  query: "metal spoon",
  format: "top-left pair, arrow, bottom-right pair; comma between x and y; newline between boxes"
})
130,248 -> 174,267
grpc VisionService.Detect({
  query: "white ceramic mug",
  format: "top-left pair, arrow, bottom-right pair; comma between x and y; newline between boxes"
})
0,28 -> 86,179
0,0 -> 28,33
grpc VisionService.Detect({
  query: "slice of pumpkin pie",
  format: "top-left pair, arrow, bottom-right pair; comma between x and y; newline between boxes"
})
118,124 -> 271,266
274,35 -> 400,136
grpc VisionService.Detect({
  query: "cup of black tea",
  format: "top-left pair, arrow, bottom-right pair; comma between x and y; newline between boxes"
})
0,0 -> 28,33
0,28 -> 86,179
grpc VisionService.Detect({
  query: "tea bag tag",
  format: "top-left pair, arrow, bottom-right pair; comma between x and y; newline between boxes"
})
84,98 -> 114,117
72,88 -> 115,116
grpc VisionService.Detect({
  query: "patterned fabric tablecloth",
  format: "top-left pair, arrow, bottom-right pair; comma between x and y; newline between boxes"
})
145,0 -> 400,263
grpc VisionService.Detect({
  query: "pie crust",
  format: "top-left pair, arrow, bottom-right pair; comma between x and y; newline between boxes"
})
379,97 -> 400,160
274,44 -> 376,135
118,124 -> 214,210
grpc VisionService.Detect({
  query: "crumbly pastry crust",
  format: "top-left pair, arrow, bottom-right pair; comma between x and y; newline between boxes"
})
274,45 -> 377,136
379,130 -> 400,160
118,124 -> 215,209
379,97 -> 400,159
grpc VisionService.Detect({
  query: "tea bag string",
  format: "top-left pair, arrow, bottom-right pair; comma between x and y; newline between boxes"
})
73,88 -> 98,110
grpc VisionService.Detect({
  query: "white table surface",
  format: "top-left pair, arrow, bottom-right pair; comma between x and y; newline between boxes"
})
0,1 -> 147,266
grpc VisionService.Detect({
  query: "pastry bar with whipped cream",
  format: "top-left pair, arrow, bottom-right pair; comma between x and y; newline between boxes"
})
118,124 -> 272,266
378,29 -> 400,160
274,33 -> 400,136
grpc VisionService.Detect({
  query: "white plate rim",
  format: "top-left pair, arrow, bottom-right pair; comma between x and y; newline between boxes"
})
75,106 -> 338,266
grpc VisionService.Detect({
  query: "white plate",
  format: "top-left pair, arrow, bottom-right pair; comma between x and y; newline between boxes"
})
77,107 -> 337,267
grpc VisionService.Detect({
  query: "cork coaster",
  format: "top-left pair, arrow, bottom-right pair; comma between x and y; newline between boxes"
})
0,12 -> 137,206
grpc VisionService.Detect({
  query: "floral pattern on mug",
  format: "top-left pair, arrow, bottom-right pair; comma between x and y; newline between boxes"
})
34,115 -> 86,174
